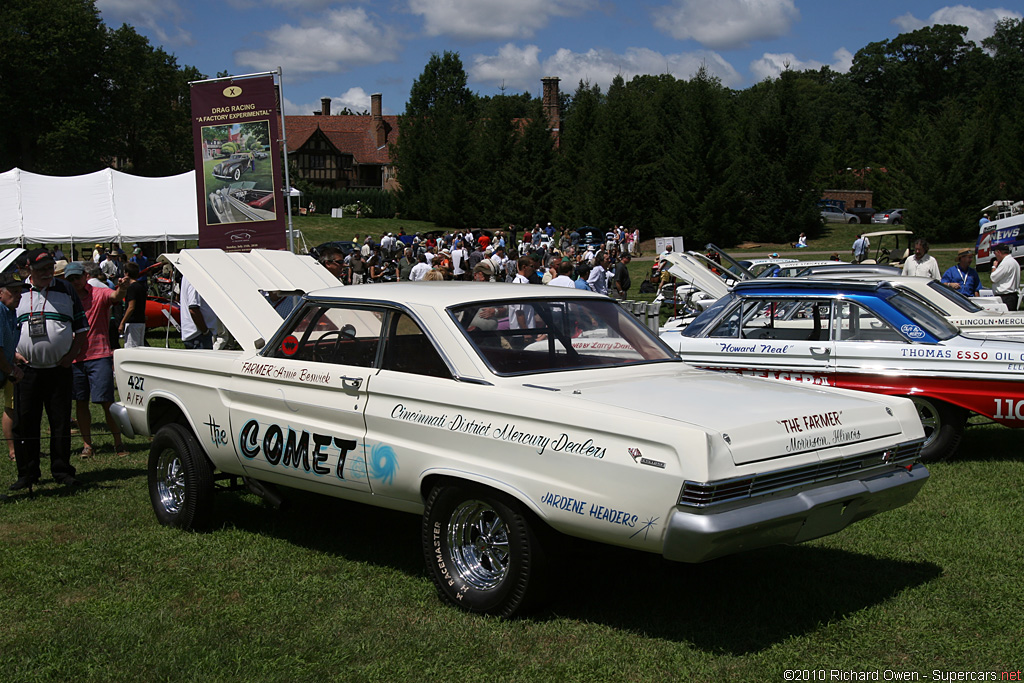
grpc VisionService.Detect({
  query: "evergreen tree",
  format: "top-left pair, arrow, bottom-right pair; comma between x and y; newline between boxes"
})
674,67 -> 741,246
552,81 -> 603,228
501,101 -> 555,228
392,51 -> 475,225
735,71 -> 823,243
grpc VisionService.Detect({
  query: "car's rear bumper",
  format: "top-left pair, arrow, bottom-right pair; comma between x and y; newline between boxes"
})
662,464 -> 928,562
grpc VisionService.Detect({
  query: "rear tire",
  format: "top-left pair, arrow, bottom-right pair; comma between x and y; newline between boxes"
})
148,423 -> 215,529
423,483 -> 548,616
910,397 -> 967,463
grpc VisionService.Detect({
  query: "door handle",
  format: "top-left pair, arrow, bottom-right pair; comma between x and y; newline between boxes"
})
809,347 -> 831,356
341,376 -> 363,390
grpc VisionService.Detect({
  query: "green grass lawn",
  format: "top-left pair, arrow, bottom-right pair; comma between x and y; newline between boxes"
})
1,372 -> 1021,680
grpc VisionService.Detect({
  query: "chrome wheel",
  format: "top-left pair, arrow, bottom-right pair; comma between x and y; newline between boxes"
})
148,423 -> 215,529
447,499 -> 510,590
155,449 -> 185,515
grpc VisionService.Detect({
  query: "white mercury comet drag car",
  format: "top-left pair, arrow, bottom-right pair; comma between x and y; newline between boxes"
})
111,249 -> 929,616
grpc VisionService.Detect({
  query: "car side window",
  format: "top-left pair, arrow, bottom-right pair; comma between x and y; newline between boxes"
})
725,299 -> 832,341
707,301 -> 746,338
835,302 -> 903,342
268,303 -> 384,367
380,312 -> 452,379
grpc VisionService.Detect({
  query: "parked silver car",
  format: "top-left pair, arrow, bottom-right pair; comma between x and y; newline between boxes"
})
820,206 -> 858,223
871,208 -> 906,225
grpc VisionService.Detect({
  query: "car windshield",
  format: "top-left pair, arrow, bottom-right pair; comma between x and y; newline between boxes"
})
883,290 -> 959,340
450,298 -> 679,375
924,281 -> 983,313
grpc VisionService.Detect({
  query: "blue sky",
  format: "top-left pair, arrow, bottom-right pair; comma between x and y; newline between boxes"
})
96,0 -> 1021,116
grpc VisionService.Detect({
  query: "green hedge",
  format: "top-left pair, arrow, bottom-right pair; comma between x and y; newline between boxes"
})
303,188 -> 396,218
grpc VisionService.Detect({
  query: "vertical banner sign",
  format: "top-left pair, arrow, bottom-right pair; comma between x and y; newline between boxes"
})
190,75 -> 285,251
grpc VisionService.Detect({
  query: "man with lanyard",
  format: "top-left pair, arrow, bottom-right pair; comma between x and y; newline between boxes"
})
11,249 -> 88,491
940,248 -> 981,297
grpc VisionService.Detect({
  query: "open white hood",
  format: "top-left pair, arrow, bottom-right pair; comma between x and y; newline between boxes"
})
167,248 -> 341,351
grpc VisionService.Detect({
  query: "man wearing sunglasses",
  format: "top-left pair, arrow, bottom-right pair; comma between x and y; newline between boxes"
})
319,246 -> 347,284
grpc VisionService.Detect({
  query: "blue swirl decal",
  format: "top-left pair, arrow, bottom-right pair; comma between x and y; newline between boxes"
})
900,324 -> 926,340
367,443 -> 399,485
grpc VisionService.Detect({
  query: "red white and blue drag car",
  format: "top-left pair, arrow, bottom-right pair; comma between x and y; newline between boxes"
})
660,278 -> 1024,462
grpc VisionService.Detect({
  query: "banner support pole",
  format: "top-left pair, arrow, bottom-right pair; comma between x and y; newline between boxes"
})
277,66 -> 295,253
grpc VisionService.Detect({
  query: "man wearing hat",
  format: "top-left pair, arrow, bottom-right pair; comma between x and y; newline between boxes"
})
990,243 -> 1020,310
101,248 -> 125,280
941,249 -> 981,297
0,267 -> 30,463
10,249 -> 88,490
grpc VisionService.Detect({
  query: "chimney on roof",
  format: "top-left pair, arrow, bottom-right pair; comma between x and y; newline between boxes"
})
541,77 -> 560,138
372,93 -> 386,148
321,97 -> 331,116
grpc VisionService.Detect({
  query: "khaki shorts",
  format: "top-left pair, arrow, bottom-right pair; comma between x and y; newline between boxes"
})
4,379 -> 13,412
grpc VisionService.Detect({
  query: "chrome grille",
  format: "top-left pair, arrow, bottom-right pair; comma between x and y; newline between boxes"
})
679,439 -> 924,508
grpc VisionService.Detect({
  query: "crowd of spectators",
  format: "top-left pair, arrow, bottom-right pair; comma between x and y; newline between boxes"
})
315,224 -> 642,299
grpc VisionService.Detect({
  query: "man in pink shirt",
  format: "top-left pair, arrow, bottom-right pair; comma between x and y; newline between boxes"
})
65,262 -> 129,458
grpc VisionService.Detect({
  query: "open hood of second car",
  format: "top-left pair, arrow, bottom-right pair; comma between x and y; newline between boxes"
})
166,248 -> 341,351
661,252 -> 731,299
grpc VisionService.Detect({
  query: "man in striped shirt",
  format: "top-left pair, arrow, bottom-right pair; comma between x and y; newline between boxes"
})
10,249 -> 88,491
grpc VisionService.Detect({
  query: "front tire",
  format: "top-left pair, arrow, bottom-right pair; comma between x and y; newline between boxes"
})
232,168 -> 241,181
148,423 -> 215,529
423,483 -> 548,616
910,396 -> 967,463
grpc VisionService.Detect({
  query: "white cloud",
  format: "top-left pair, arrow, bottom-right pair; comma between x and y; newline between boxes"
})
235,8 -> 400,76
283,87 -> 375,116
468,43 -> 743,92
892,5 -> 1022,45
95,0 -> 192,45
226,0 -> 350,8
749,48 -> 853,81
652,0 -> 799,49
408,0 -> 598,40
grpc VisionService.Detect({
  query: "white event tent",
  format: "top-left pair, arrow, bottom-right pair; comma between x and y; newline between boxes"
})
0,167 -> 199,246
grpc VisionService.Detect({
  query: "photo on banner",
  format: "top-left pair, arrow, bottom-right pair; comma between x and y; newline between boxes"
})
190,75 -> 285,251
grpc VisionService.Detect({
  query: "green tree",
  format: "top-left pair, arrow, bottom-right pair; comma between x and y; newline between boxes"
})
735,71 -> 823,243
655,68 -> 741,246
552,81 -> 604,228
983,18 -> 1024,200
0,0 -> 203,176
500,100 -> 555,228
0,0 -> 106,173
101,24 -> 200,176
891,102 -> 994,242
392,51 -> 476,225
